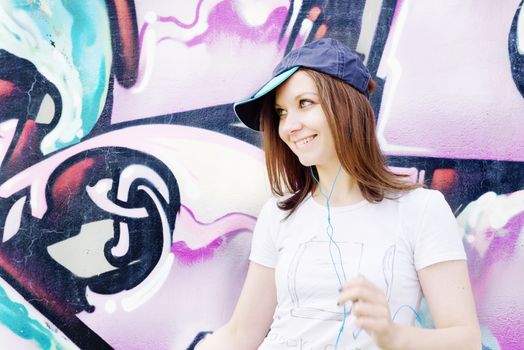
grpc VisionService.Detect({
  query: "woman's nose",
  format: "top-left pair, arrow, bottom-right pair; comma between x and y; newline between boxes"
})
280,111 -> 302,134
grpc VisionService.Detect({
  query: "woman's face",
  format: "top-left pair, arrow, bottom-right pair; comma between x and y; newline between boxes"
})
276,71 -> 339,171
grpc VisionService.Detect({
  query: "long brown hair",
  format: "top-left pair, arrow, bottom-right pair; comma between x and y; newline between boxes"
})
260,68 -> 421,216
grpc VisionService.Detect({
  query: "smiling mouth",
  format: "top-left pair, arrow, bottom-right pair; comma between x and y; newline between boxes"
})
295,135 -> 317,146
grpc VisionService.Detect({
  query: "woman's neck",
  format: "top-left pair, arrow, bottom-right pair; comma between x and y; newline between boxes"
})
312,164 -> 364,207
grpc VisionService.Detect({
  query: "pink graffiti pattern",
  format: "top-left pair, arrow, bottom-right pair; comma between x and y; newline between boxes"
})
172,204 -> 257,265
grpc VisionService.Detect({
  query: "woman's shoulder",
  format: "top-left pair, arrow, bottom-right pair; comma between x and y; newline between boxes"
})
257,193 -> 313,222
258,195 -> 290,218
397,187 -> 444,203
258,196 -> 280,215
394,188 -> 455,245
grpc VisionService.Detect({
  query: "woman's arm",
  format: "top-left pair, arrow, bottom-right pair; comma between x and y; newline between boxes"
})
391,259 -> 481,350
197,261 -> 277,350
338,260 -> 481,350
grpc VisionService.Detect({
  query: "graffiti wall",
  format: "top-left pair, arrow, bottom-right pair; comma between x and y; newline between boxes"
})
0,0 -> 522,349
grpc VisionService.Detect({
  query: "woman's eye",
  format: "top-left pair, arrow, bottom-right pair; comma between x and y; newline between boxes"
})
300,99 -> 313,108
275,108 -> 286,117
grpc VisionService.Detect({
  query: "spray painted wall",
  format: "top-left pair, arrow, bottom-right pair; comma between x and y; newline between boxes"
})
0,0 -> 522,349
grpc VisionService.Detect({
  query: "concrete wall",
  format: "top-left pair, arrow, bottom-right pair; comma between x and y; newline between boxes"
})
0,0 -> 522,349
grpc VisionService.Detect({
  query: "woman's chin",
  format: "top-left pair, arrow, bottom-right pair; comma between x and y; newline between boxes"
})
297,157 -> 316,168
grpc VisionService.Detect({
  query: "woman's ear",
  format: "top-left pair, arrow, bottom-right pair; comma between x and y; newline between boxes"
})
368,78 -> 378,95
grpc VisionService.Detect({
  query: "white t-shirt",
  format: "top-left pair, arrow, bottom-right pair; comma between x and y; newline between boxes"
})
249,188 -> 466,350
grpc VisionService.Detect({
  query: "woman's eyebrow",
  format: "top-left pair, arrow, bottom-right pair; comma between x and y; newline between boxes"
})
275,92 -> 318,106
295,91 -> 318,99
294,92 -> 318,99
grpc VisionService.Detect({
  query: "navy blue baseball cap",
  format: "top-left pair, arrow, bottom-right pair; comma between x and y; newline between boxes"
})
233,38 -> 371,131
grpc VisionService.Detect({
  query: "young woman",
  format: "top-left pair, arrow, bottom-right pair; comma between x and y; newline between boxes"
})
197,38 -> 481,350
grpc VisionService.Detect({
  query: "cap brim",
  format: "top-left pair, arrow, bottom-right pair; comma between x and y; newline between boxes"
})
233,66 -> 299,131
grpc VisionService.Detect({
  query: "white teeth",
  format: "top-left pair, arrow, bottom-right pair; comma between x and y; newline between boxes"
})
296,136 -> 315,146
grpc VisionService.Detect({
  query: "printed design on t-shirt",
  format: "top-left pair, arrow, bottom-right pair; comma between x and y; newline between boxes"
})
287,236 -> 363,321
287,236 -> 397,326
352,244 -> 396,340
383,245 -> 396,302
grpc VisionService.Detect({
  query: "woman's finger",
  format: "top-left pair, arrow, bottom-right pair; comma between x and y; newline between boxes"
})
354,315 -> 392,334
338,281 -> 387,305
352,300 -> 390,319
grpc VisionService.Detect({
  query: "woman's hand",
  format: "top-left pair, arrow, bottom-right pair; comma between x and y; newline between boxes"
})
338,276 -> 399,350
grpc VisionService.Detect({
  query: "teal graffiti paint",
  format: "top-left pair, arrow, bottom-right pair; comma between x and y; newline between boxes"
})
0,284 -> 68,350
57,0 -> 112,152
0,0 -> 112,154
